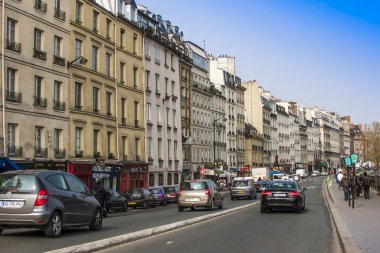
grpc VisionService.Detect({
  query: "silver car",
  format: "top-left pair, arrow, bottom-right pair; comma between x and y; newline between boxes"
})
0,170 -> 103,237
177,179 -> 223,212
230,179 -> 257,200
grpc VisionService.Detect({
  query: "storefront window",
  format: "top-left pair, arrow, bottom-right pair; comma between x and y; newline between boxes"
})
167,173 -> 172,185
158,173 -> 164,186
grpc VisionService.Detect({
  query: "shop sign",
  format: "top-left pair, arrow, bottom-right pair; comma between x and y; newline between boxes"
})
122,164 -> 148,173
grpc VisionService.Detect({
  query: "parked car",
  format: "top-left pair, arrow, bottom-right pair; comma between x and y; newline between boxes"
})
291,174 -> 300,182
260,180 -> 307,213
177,180 -> 223,212
311,171 -> 320,177
320,171 -> 327,176
163,186 -> 179,204
106,189 -> 128,212
256,180 -> 268,192
0,170 -> 102,238
148,187 -> 167,206
230,179 -> 257,200
124,188 -> 156,209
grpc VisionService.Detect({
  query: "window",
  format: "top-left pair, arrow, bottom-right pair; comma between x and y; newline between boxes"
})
75,0 -> 83,24
92,45 -> 98,71
35,126 -> 43,149
146,103 -> 151,123
165,78 -> 168,95
64,174 -> 87,194
7,124 -> 16,151
54,36 -> 62,57
135,138 -> 139,159
74,82 -> 82,109
47,174 -> 68,190
155,74 -> 159,92
121,98 -> 126,119
34,29 -> 43,50
158,173 -> 164,186
164,51 -> 168,66
75,127 -> 82,155
133,67 -> 138,88
35,76 -> 43,98
120,29 -> 125,48
93,87 -> 99,112
106,53 -> 111,77
107,132 -> 112,158
120,62 -> 125,83
106,92 -> 111,116
171,81 -> 175,96
171,54 -> 174,69
134,101 -> 139,127
133,35 -> 137,54
74,39 -> 82,63
106,19 -> 111,38
154,46 -> 160,63
54,81 -> 62,103
7,68 -> 16,93
93,129 -> 99,156
168,139 -> 171,159
145,70 -> 150,89
167,173 -> 172,185
55,0 -> 61,11
7,18 -> 16,43
158,138 -> 162,159
174,173 -> 179,185
166,108 -> 170,125
172,109 -> 176,127
54,129 -> 61,150
147,137 -> 152,158
92,10 -> 98,32
149,174 -> 154,187
121,136 -> 127,160
156,105 -> 161,123
174,141 -> 178,160
144,40 -> 151,58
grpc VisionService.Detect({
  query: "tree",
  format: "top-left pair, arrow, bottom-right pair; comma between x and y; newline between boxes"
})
363,122 -> 380,170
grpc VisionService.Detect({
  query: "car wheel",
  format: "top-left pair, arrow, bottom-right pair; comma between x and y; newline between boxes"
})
208,199 -> 215,211
302,199 -> 306,211
44,211 -> 62,238
296,206 -> 303,213
89,208 -> 103,231
178,206 -> 184,212
152,200 -> 156,208
0,228 -> 3,234
218,199 -> 223,209
133,206 -> 137,209
161,200 -> 166,206
122,202 -> 128,212
142,201 -> 147,209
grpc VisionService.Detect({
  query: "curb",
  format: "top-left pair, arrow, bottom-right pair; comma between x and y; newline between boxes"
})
323,179 -> 362,253
45,201 -> 260,253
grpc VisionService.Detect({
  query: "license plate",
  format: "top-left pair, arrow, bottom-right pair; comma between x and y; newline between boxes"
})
273,193 -> 287,197
0,201 -> 24,208
238,191 -> 245,194
185,198 -> 200,202
128,202 -> 136,205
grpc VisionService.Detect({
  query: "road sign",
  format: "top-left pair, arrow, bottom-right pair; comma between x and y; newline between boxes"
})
350,153 -> 359,164
200,168 -> 206,175
343,157 -> 352,167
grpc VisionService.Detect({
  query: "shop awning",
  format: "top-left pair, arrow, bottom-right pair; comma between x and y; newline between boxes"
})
0,158 -> 21,172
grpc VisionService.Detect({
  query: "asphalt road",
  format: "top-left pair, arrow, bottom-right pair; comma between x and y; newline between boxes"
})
97,177 -> 339,253
0,188 -> 255,252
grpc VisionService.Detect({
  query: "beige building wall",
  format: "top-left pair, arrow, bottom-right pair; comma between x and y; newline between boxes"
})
1,0 -> 70,160
242,81 -> 263,134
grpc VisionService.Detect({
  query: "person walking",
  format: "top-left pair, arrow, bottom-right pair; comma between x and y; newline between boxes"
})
362,172 -> 371,199
337,171 -> 343,189
340,173 -> 350,201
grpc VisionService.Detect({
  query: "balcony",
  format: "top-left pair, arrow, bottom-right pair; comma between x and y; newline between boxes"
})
75,18 -> 82,25
33,48 -> 47,60
54,149 -> 66,159
93,108 -> 99,114
122,155 -> 128,161
121,117 -> 126,126
54,8 -> 66,21
8,145 -> 22,157
75,150 -> 84,158
34,1 -> 47,13
53,55 -> 65,66
6,90 -> 22,103
35,147 -> 48,158
6,40 -> 22,53
107,112 -> 112,117
74,105 -> 83,111
106,34 -> 111,40
34,96 -> 47,108
93,27 -> 99,34
53,100 -> 66,111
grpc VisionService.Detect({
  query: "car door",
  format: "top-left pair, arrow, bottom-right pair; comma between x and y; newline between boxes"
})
63,174 -> 94,224
111,189 -> 122,209
209,181 -> 222,206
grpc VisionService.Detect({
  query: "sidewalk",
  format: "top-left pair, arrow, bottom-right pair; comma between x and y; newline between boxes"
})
325,177 -> 380,253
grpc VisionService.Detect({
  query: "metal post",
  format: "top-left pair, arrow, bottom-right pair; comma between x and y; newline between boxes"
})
348,166 -> 351,207
213,119 -> 216,171
352,165 -> 356,209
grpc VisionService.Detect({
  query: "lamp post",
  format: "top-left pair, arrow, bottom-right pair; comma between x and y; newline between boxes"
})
213,117 -> 226,175
67,56 -> 88,68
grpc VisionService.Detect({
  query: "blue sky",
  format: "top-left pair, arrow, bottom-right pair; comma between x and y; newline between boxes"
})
138,0 -> 380,124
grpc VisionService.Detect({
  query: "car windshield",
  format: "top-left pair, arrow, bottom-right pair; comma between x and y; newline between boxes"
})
267,182 -> 295,190
233,181 -> 249,187
0,174 -> 38,194
258,181 -> 267,186
149,189 -> 160,194
180,182 -> 208,190
126,189 -> 141,197
164,187 -> 177,193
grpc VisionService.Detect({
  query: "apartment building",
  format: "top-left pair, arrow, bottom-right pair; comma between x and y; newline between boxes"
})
276,103 -> 291,169
1,0 -> 70,169
244,124 -> 264,168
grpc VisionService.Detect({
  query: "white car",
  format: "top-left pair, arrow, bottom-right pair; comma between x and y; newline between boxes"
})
311,171 -> 320,177
320,171 -> 327,176
291,174 -> 300,181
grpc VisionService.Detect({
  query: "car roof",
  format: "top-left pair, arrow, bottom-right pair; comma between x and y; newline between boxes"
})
0,169 -> 65,176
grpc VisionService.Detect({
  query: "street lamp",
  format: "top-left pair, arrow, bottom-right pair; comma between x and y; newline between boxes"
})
67,56 -> 88,68
213,117 -> 227,173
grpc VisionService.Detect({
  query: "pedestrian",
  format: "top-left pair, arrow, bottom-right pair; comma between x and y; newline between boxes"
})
340,173 -> 350,201
362,172 -> 371,199
356,174 -> 363,197
336,171 -> 343,189
257,177 -> 262,182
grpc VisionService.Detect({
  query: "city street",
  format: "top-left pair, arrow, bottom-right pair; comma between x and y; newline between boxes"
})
0,176 -> 335,253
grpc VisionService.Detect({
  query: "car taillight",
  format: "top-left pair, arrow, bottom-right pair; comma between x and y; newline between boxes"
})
289,191 -> 300,197
178,189 -> 182,196
161,194 -> 165,198
35,189 -> 49,206
262,190 -> 270,196
205,188 -> 211,196
170,193 -> 176,196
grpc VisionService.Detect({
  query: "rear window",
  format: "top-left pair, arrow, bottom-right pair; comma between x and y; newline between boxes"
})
258,181 -> 267,186
0,174 -> 39,194
125,189 -> 141,197
267,182 -> 295,190
233,180 -> 249,187
180,182 -> 208,190
164,187 -> 176,193
149,188 -> 161,194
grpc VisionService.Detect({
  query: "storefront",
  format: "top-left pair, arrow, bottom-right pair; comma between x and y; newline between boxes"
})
68,161 -> 121,190
0,158 -> 21,172
14,160 -> 67,171
120,163 -> 149,194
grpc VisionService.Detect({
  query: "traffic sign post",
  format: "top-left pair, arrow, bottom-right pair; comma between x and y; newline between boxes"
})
343,157 -> 352,207
349,154 -> 359,209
